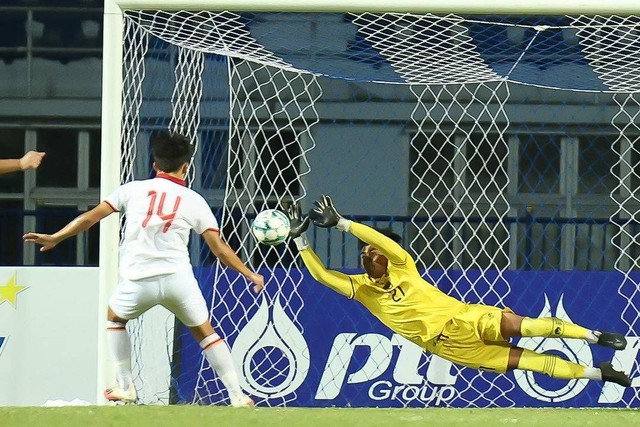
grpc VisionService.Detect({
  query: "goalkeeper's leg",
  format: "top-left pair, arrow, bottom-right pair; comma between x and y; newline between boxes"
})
500,311 -> 627,350
509,347 -> 631,387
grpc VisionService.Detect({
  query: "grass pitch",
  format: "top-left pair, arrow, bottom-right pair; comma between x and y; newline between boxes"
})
0,406 -> 638,427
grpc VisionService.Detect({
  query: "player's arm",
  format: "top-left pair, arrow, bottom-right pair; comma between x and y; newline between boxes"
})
310,195 -> 409,264
349,222 -> 408,264
0,151 -> 46,175
285,201 -> 356,298
299,248 -> 356,298
23,201 -> 115,251
201,230 -> 265,293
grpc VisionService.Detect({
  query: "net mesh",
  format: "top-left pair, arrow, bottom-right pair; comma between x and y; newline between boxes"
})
611,92 -> 640,344
115,9 -> 640,407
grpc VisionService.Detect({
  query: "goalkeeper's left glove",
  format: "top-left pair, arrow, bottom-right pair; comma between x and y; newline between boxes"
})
310,194 -> 351,232
284,200 -> 311,250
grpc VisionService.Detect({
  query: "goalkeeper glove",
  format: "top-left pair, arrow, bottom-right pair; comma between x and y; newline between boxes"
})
284,200 -> 311,250
310,194 -> 351,232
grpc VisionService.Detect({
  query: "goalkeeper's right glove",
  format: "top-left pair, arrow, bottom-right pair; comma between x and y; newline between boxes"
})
310,194 -> 351,232
284,200 -> 311,250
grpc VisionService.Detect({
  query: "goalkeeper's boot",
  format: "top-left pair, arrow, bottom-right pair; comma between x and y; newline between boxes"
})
599,362 -> 632,387
597,331 -> 627,350
230,393 -> 255,408
104,383 -> 137,403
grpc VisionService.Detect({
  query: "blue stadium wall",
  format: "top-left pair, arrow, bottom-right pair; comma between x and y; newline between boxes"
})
171,267 -> 639,408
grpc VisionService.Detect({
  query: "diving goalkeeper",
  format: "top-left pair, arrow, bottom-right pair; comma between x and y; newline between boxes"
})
286,195 -> 631,387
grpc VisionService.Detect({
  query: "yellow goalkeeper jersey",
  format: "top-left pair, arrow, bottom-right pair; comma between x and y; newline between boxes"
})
300,222 -> 465,349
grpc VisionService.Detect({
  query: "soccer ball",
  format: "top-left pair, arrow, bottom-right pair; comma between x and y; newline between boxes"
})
251,209 -> 290,246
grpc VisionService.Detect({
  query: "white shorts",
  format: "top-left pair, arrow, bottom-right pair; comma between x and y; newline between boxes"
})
109,267 -> 209,327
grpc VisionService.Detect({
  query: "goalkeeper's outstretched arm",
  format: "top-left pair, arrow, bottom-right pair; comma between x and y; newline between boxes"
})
285,200 -> 355,298
298,249 -> 355,298
310,194 -> 409,264
348,222 -> 408,265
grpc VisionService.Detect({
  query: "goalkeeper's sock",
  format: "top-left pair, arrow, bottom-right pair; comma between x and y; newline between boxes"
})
516,348 -> 601,380
106,321 -> 133,389
520,317 -> 598,342
200,334 -> 243,397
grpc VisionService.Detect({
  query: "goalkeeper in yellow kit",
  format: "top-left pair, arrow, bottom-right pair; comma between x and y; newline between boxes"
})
286,195 -> 632,387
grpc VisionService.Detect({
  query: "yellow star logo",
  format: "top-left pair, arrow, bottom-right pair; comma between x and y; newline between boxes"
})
0,274 -> 28,308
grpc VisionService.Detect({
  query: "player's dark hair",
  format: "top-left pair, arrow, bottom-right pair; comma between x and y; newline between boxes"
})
359,226 -> 402,248
150,131 -> 194,173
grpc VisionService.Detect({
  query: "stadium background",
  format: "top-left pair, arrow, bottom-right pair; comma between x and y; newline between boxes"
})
0,0 -> 638,409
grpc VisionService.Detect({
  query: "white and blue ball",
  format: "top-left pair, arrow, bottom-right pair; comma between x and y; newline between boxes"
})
251,209 -> 290,246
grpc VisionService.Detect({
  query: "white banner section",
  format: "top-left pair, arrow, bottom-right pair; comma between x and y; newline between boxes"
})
0,267 -> 99,406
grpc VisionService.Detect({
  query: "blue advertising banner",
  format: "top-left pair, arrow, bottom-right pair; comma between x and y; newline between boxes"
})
173,268 -> 639,407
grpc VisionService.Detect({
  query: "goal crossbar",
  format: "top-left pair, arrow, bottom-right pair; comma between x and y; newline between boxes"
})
108,0 -> 640,15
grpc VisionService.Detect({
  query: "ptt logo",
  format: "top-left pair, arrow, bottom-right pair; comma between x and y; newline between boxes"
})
317,303 -> 639,406
232,297 -> 310,399
515,294 -> 593,402
315,333 -> 458,405
516,293 -> 640,404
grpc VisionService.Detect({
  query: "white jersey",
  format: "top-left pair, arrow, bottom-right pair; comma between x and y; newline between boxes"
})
105,173 -> 218,280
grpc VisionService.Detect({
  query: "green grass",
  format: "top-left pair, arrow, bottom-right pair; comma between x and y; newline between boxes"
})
0,406 -> 638,427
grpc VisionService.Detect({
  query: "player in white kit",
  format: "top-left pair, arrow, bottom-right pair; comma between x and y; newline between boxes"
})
23,132 -> 264,406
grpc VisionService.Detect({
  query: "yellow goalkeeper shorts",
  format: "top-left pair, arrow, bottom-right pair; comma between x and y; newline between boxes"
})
425,304 -> 514,373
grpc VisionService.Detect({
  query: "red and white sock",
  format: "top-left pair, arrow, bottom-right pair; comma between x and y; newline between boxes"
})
200,333 -> 242,398
106,321 -> 133,389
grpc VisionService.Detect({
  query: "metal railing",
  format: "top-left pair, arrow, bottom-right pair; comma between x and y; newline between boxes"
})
2,209 -> 635,271
307,214 -> 636,272
0,208 -> 98,266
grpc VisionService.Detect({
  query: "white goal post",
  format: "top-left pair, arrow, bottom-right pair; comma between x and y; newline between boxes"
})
108,0 -> 640,14
100,0 -> 640,406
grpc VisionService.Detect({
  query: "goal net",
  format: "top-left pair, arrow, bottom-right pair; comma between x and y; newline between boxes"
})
108,3 -> 640,407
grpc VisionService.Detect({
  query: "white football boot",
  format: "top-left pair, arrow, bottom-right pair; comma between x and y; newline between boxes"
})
230,393 -> 255,408
104,383 -> 137,404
